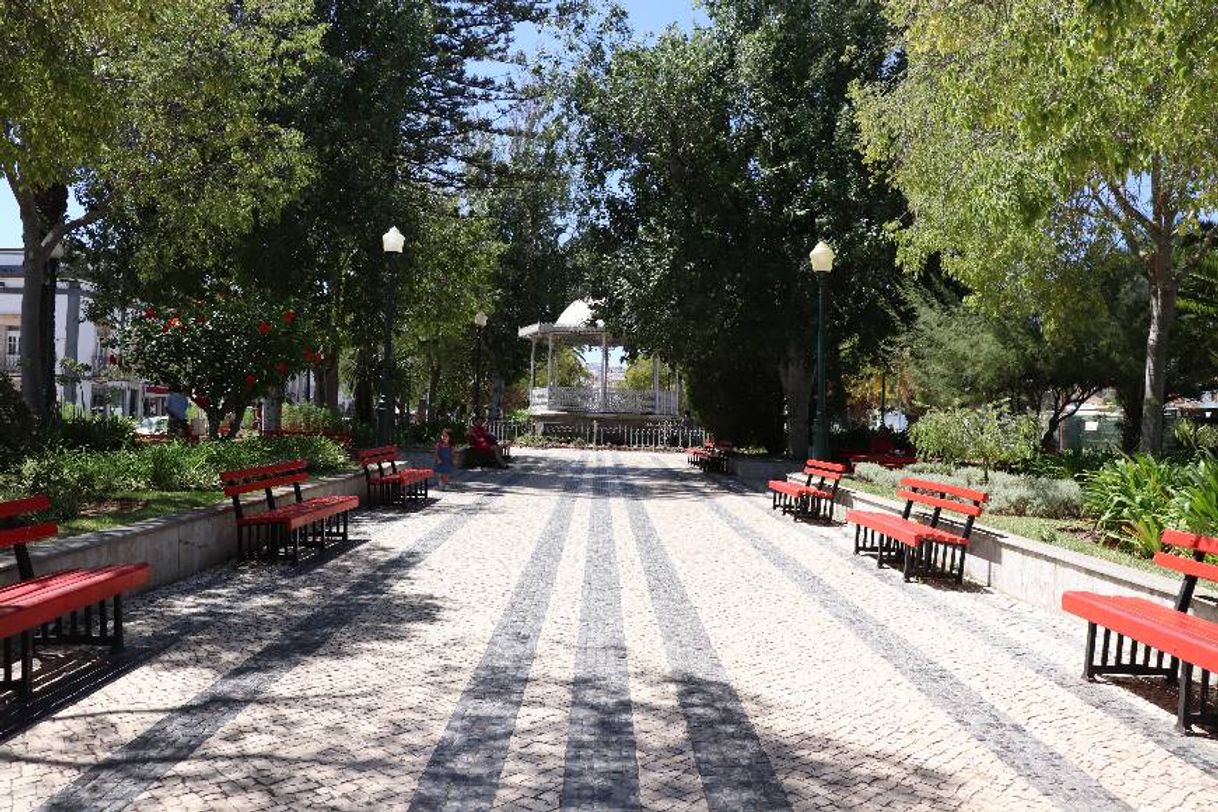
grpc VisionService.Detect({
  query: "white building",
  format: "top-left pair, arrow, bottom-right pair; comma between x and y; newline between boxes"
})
0,247 -> 148,415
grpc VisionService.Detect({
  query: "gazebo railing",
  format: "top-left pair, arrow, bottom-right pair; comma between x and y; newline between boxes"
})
528,386 -> 679,416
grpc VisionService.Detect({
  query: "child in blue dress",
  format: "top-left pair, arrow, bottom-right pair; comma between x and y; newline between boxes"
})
433,428 -> 454,487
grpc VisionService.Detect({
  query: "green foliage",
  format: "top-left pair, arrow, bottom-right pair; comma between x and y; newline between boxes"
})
0,375 -> 37,469
853,0 -> 1218,452
1172,419 -> 1218,453
569,0 -> 906,454
43,414 -> 137,452
8,436 -> 349,519
1018,449 -> 1119,482
909,407 -> 1040,480
851,462 -> 1081,520
1081,456 -> 1189,557
115,293 -> 319,438
1171,454 -> 1218,537
282,402 -> 342,433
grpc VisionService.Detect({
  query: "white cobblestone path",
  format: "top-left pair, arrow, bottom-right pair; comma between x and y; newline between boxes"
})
2,449 -> 1217,810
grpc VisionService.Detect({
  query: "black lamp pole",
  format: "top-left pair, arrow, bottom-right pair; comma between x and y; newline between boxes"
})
809,241 -> 834,460
380,227 -> 405,445
472,311 -> 487,417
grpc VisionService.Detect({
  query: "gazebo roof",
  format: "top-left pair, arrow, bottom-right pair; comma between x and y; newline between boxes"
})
518,298 -> 609,340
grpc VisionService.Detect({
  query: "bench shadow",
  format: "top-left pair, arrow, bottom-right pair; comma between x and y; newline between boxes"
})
1095,675 -> 1218,740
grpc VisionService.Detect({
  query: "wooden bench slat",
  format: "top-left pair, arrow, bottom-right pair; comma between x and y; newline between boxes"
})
894,489 -> 984,517
899,477 -> 988,504
0,495 -> 52,520
1153,551 -> 1218,583
1162,528 -> 1218,556
219,459 -> 308,484
0,522 -> 59,549
222,471 -> 310,496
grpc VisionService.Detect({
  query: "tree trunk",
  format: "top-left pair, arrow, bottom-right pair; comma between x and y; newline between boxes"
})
1139,257 -> 1178,453
204,407 -> 225,440
313,351 -> 340,413
778,344 -> 812,459
426,360 -> 441,422
13,182 -> 68,419
490,375 -> 504,420
263,389 -> 283,432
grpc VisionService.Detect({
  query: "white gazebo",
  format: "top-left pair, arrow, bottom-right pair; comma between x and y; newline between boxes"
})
518,299 -> 679,418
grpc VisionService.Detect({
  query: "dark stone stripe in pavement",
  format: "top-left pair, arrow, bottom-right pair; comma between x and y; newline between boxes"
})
699,495 -> 1134,811
561,457 -> 642,811
701,465 -> 1218,778
617,468 -> 792,812
39,469 -> 530,812
408,460 -> 587,812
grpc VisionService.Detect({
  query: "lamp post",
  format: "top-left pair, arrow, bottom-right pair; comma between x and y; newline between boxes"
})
380,226 -> 405,445
472,310 -> 488,417
809,240 -> 835,460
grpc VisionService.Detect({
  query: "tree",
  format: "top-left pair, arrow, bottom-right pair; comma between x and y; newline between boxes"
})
114,294 -> 319,438
854,0 -> 1218,451
568,0 -> 907,454
2,0 -> 321,417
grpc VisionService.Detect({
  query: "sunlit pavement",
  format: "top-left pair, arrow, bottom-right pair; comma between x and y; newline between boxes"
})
2,449 -> 1216,810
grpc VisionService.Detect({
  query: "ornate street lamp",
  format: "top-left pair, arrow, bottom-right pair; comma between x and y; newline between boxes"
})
473,310 -> 488,417
380,226 -> 405,445
809,240 -> 835,460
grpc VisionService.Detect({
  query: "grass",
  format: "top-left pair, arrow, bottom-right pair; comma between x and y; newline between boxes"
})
843,476 -> 1163,575
58,490 -> 226,537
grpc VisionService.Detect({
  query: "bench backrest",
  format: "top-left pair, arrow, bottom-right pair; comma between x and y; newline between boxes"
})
357,445 -> 399,467
896,477 -> 988,540
1157,529 -> 1218,612
803,459 -> 847,481
219,459 -> 310,515
0,495 -> 57,579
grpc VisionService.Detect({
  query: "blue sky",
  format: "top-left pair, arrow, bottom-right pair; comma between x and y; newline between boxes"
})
0,1 -> 705,249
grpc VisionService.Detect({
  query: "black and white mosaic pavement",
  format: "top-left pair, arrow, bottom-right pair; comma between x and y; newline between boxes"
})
1,449 -> 1216,811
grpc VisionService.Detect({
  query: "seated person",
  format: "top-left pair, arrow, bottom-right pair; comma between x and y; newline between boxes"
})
466,417 -> 508,468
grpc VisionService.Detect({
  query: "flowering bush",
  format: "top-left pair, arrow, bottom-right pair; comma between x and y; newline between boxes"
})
114,293 -> 320,438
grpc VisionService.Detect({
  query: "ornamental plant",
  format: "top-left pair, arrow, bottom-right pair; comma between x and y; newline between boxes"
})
909,406 -> 1041,483
114,292 -> 320,439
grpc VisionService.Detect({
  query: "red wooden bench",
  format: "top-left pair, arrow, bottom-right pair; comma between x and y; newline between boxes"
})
767,459 -> 847,522
357,446 -> 433,506
220,460 -> 359,561
0,496 -> 149,699
846,477 -> 989,583
1063,529 -> 1218,733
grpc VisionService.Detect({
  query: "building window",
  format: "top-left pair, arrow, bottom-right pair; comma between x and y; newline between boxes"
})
5,330 -> 18,357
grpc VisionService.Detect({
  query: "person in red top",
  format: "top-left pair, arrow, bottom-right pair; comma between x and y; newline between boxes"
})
466,417 -> 508,468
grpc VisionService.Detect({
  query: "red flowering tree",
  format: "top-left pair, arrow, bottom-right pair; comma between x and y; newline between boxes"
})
114,293 -> 320,439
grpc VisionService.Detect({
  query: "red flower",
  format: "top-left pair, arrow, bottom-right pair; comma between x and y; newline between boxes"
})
244,374 -> 257,388
282,310 -> 296,325
303,348 -> 316,363
108,354 -> 118,365
143,307 -> 156,319
195,395 -> 211,409
275,361 -> 289,375
257,321 -> 271,336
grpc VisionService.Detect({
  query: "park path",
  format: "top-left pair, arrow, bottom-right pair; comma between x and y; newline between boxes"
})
1,448 -> 1216,810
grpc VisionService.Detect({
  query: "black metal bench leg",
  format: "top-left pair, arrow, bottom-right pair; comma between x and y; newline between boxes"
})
1179,661 -> 1195,734
111,594 -> 124,654
20,630 -> 33,699
903,542 -> 916,582
1083,622 -> 1097,679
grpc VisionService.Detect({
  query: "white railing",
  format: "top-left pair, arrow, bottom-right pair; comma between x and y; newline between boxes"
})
528,386 -> 679,416
540,422 -> 706,449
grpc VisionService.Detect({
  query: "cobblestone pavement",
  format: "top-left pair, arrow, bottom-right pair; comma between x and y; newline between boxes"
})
2,449 -> 1217,811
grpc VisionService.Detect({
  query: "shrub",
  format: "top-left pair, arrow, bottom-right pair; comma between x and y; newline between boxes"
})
1172,418 -> 1218,453
909,406 -> 1040,481
1171,453 -> 1218,536
1019,448 -> 1119,481
1082,455 -> 1189,557
20,448 -> 153,519
282,402 -> 342,433
0,375 -> 36,469
851,462 -> 1081,519
44,413 -> 137,452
